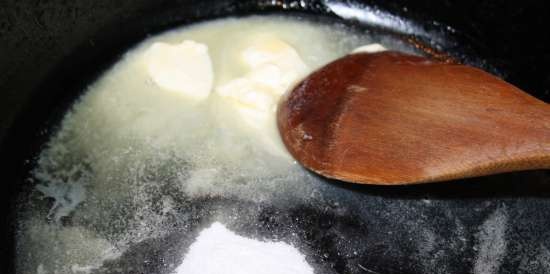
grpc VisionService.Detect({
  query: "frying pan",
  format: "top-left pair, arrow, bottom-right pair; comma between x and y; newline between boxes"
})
1,1 -> 549,273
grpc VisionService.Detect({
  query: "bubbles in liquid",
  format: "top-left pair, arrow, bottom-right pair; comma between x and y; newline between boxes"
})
16,15 -> 417,274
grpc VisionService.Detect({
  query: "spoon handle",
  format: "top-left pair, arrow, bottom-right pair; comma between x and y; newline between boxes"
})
488,105 -> 550,172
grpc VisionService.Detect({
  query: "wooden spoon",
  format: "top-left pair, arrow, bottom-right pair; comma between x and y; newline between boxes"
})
277,51 -> 550,185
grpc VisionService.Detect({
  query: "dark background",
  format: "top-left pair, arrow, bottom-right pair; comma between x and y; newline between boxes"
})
1,0 -> 549,273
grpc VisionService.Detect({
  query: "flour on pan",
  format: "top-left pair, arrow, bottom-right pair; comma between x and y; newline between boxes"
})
472,206 -> 508,274
175,222 -> 313,274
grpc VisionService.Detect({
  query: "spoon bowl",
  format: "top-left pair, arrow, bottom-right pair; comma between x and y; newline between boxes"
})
277,51 -> 550,185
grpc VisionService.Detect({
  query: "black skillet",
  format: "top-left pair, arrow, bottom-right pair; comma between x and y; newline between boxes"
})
1,1 -> 549,273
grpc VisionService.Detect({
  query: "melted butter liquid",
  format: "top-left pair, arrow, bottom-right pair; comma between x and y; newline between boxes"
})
16,15 -> 416,274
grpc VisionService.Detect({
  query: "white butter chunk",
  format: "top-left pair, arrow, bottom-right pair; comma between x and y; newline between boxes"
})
146,40 -> 213,100
215,36 -> 308,157
352,43 -> 387,54
241,35 -> 309,93
216,77 -> 286,157
216,78 -> 276,129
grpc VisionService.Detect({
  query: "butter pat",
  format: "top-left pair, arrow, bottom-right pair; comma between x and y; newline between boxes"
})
217,35 -> 308,120
241,35 -> 309,93
215,36 -> 308,157
146,40 -> 213,100
216,78 -> 276,131
352,43 -> 387,54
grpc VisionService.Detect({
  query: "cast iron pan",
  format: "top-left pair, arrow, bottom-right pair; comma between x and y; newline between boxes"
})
1,1 -> 549,274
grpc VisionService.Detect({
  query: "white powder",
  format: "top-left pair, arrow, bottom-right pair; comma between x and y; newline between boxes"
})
175,222 -> 314,274
473,207 -> 508,274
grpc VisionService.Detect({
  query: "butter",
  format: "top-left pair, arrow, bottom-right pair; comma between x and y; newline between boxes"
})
146,40 -> 213,101
241,35 -> 309,93
352,43 -> 387,54
215,36 -> 309,157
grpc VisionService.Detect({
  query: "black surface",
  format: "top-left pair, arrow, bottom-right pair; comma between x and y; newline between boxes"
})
1,1 -> 549,274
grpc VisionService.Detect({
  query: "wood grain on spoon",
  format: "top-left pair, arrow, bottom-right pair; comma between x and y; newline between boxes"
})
277,51 -> 550,185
